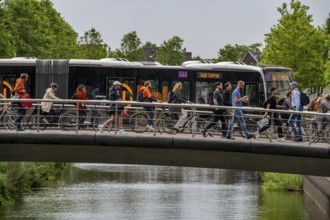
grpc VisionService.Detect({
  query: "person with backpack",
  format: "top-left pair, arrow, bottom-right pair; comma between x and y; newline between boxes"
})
307,93 -> 322,111
98,81 -> 127,134
201,82 -> 227,137
288,81 -> 303,141
13,73 -> 29,131
256,87 -> 285,142
137,81 -> 158,131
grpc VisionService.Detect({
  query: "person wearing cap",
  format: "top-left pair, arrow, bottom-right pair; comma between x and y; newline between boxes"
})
98,81 -> 127,134
288,81 -> 303,141
41,83 -> 61,123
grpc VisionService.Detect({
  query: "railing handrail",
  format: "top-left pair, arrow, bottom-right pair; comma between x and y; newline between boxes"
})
1,98 -> 330,117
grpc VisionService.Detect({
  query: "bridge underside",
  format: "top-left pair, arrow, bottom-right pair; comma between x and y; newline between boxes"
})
0,132 -> 329,176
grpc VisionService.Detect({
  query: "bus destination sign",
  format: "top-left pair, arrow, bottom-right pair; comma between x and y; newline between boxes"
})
265,73 -> 290,81
197,72 -> 221,79
178,71 -> 188,78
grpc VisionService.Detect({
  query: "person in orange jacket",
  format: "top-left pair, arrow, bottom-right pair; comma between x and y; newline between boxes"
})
75,84 -> 92,125
13,73 -> 29,131
138,81 -> 158,131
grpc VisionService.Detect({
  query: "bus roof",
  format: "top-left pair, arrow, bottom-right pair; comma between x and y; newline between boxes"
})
0,58 -> 292,72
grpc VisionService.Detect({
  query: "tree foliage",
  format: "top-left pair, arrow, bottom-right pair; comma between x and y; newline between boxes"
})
217,43 -> 262,62
324,14 -> 330,86
156,36 -> 185,65
78,27 -> 107,59
118,31 -> 145,61
260,0 -> 326,89
0,0 -> 78,59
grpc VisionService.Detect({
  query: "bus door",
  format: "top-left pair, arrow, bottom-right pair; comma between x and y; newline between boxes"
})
107,77 -> 135,102
244,83 -> 258,107
195,81 -> 218,104
0,75 -> 16,98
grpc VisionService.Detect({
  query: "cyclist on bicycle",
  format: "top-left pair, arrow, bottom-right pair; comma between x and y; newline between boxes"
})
138,81 -> 158,131
41,83 -> 60,123
171,82 -> 192,130
201,82 -> 227,137
315,94 -> 330,134
75,84 -> 92,125
98,81 -> 127,134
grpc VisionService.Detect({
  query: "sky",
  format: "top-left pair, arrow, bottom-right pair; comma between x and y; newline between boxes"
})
51,0 -> 330,59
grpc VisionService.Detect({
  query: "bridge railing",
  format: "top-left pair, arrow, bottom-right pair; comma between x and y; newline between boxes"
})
0,98 -> 329,145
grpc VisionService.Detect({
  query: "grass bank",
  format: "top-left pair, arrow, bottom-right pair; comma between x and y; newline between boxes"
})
261,172 -> 303,191
0,162 -> 66,206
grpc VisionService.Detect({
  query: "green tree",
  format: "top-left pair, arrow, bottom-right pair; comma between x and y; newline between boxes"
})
156,36 -> 185,65
78,28 -> 107,59
143,41 -> 157,48
217,43 -> 262,62
324,14 -> 330,86
0,0 -> 15,57
4,0 -> 78,58
119,31 -> 145,61
260,0 -> 326,89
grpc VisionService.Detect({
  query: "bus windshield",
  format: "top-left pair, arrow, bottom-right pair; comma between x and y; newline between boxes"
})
264,69 -> 294,99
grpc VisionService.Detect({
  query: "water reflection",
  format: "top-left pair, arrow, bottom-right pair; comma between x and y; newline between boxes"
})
0,164 -> 312,220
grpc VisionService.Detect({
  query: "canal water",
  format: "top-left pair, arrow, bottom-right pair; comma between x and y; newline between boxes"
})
0,164 -> 313,219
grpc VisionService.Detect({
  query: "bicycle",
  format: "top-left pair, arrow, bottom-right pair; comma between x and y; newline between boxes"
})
129,106 -> 177,134
172,108 -> 208,136
26,104 -> 67,130
308,121 -> 330,144
59,106 -> 103,131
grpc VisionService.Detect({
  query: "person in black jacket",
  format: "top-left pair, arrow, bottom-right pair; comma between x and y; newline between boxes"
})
98,81 -> 126,134
171,82 -> 191,129
201,82 -> 227,137
222,82 -> 232,118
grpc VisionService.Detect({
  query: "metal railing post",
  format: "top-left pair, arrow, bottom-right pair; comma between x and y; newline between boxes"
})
153,102 -> 157,137
114,103 -> 118,135
37,103 -> 40,132
268,111 -> 274,142
75,103 -> 79,134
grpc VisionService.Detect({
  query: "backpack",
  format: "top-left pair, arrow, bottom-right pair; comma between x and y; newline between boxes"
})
300,92 -> 310,106
277,98 -> 285,106
313,101 -> 321,111
167,91 -> 175,103
136,89 -> 145,102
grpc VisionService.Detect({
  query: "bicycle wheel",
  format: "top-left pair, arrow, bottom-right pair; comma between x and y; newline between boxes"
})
26,113 -> 48,130
324,127 -> 330,144
3,113 -> 17,131
189,117 -> 207,135
93,115 -> 113,133
160,115 -> 177,134
59,111 -> 80,131
129,112 -> 148,133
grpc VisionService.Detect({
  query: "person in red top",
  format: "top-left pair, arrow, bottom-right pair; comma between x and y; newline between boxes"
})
75,84 -> 92,125
138,81 -> 158,131
13,73 -> 29,131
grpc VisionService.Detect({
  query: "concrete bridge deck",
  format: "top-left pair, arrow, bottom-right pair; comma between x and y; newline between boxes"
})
0,129 -> 329,176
